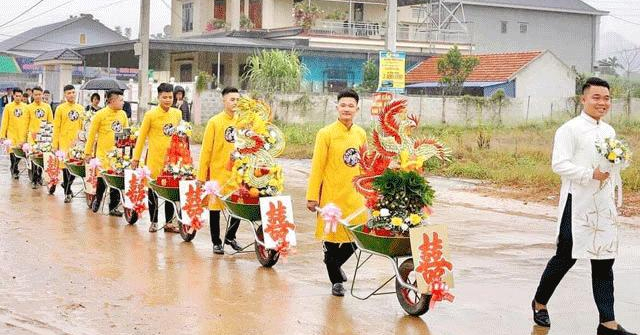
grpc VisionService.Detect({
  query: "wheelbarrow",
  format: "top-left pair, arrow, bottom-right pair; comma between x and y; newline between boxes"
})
340,218 -> 432,316
64,161 -> 93,207
221,198 -> 280,268
148,180 -> 197,242
99,172 -> 139,224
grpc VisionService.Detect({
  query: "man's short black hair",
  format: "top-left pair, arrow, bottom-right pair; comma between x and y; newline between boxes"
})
337,88 -> 359,103
222,86 -> 239,96
63,84 -> 75,92
106,89 -> 123,101
13,88 -> 23,94
582,77 -> 610,94
32,86 -> 43,92
157,82 -> 174,94
25,87 -> 32,91
43,90 -> 50,94
90,93 -> 100,101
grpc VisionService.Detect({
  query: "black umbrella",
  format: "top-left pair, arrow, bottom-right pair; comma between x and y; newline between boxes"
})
80,77 -> 128,90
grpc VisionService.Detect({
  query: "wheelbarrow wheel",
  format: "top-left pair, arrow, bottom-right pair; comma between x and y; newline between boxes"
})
396,258 -> 431,316
85,193 -> 95,208
124,208 -> 138,225
179,220 -> 196,242
254,225 -> 279,268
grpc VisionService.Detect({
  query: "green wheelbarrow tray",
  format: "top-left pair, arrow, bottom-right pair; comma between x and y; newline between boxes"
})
12,147 -> 27,159
65,161 -> 86,178
222,199 -> 262,222
348,225 -> 412,257
30,154 -> 44,168
101,172 -> 125,190
149,181 -> 181,202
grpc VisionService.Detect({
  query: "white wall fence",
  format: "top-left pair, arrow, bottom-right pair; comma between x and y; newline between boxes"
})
197,91 -> 640,126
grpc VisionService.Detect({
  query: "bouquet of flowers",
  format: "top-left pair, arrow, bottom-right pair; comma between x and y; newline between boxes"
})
596,137 -> 632,168
31,121 -> 54,156
67,144 -> 85,163
106,147 -> 132,175
595,137 -> 633,207
156,123 -> 196,187
115,126 -> 139,149
228,97 -> 285,204
353,100 -> 450,236
175,120 -> 192,137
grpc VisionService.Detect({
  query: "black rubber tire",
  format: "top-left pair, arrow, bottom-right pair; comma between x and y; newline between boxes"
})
179,220 -> 196,242
124,208 -> 138,224
395,258 -> 431,316
254,225 -> 279,268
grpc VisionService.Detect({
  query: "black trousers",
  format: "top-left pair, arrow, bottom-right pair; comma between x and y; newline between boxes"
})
323,241 -> 357,284
209,210 -> 239,245
147,188 -> 175,223
534,194 -> 616,323
29,161 -> 42,184
9,153 -> 20,176
95,177 -> 120,211
61,169 -> 75,196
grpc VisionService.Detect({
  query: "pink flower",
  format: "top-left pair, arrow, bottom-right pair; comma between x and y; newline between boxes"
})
319,203 -> 342,234
22,143 -> 31,153
136,166 -> 152,180
204,181 -> 222,197
89,158 -> 101,169
54,150 -> 65,160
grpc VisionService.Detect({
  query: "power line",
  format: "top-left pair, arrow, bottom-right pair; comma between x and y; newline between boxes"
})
0,0 -> 77,31
0,0 -> 45,28
609,14 -> 640,26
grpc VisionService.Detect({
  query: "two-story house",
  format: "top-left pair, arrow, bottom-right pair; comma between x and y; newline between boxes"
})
164,0 -> 603,92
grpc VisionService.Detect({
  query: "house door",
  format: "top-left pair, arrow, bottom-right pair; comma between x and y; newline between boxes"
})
249,0 -> 262,28
180,64 -> 193,82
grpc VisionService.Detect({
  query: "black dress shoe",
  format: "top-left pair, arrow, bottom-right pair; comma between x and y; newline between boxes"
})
109,209 -> 123,217
212,244 -> 224,255
332,283 -> 345,297
224,239 -> 242,251
598,324 -> 637,335
91,199 -> 100,213
340,268 -> 348,282
532,300 -> 550,328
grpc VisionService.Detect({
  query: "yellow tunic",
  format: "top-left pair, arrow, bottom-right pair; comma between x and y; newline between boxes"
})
84,107 -> 129,169
26,102 -> 54,144
306,120 -> 367,243
0,101 -> 30,145
52,102 -> 84,152
197,110 -> 237,210
133,106 -> 182,178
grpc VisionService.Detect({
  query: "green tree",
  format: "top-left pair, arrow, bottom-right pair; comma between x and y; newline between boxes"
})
243,49 -> 306,100
360,59 -> 378,92
598,56 -> 621,76
437,45 -> 479,96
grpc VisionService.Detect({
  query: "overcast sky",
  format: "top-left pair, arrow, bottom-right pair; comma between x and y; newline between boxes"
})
0,0 -> 639,47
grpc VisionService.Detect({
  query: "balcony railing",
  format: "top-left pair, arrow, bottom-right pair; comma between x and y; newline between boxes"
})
309,20 -> 471,44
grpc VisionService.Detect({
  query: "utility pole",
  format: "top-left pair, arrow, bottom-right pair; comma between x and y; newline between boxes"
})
386,0 -> 397,52
137,0 -> 150,121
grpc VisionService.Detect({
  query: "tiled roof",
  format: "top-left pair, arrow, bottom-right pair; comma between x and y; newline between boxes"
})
406,50 -> 543,83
